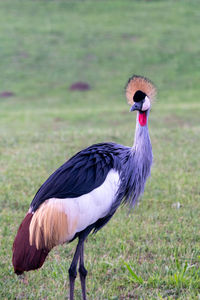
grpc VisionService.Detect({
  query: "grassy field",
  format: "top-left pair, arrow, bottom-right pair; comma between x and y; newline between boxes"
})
0,0 -> 200,299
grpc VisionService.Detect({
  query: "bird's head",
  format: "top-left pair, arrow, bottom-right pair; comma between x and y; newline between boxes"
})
125,75 -> 156,126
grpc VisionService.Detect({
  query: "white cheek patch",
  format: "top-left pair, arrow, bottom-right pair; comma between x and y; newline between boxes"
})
142,96 -> 150,111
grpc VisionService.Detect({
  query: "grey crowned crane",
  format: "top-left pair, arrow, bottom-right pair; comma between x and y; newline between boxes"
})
12,75 -> 156,300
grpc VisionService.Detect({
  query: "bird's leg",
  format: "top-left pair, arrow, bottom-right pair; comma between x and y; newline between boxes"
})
68,239 -> 83,300
79,242 -> 87,300
69,225 -> 93,300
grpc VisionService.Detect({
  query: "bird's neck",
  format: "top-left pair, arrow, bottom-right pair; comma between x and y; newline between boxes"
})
119,110 -> 153,209
132,111 -> 152,158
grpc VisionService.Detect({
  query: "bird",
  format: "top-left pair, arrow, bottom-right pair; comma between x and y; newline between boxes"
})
12,75 -> 156,300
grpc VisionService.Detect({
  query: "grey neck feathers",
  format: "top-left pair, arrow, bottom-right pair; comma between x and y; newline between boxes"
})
122,110 -> 153,209
109,110 -> 153,214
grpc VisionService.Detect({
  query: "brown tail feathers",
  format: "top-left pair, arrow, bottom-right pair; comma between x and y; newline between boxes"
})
12,201 -> 73,275
12,213 -> 49,275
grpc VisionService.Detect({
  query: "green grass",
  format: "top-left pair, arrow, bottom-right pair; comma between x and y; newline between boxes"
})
0,0 -> 200,299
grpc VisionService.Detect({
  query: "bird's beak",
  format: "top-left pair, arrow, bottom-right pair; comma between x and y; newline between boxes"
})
130,101 -> 143,112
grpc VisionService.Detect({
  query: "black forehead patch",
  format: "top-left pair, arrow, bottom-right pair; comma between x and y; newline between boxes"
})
133,90 -> 146,102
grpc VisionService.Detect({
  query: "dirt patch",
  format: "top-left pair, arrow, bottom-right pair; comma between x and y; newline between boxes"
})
121,34 -> 138,41
18,51 -> 29,59
54,117 -> 64,122
69,82 -> 91,91
0,91 -> 15,98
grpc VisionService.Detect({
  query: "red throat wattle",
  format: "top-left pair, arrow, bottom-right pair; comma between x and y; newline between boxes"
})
139,112 -> 147,126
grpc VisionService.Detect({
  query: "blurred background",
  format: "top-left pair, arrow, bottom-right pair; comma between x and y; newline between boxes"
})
0,0 -> 199,299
